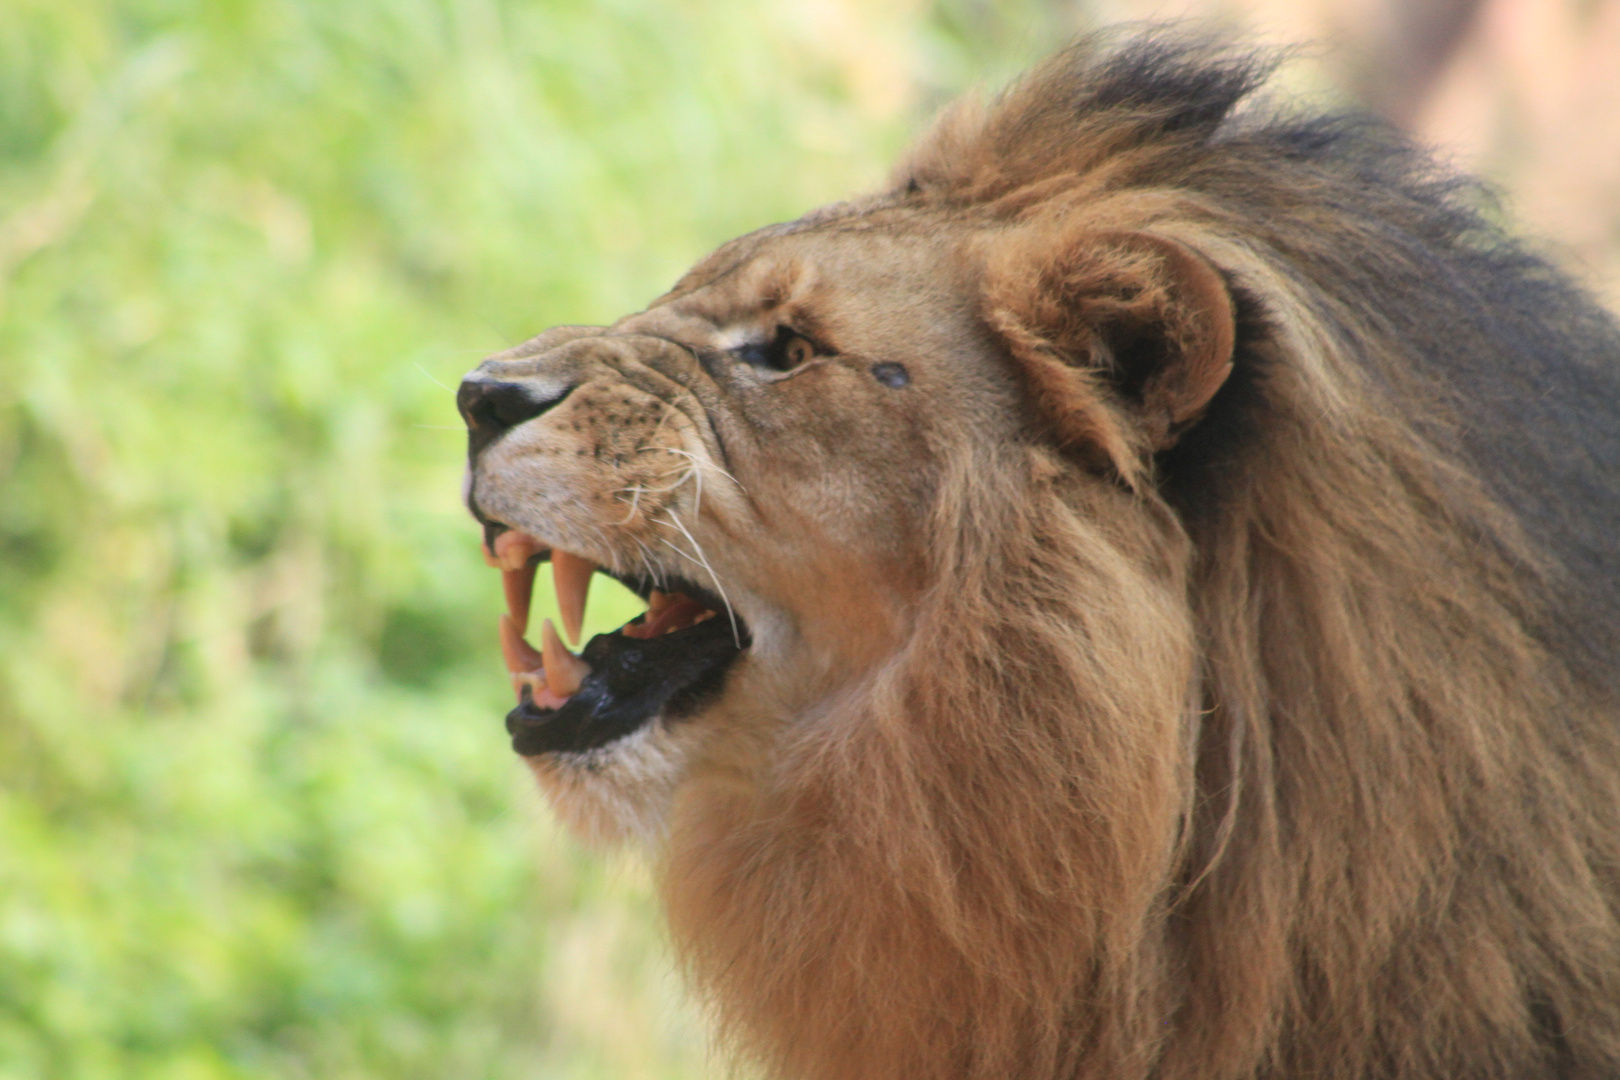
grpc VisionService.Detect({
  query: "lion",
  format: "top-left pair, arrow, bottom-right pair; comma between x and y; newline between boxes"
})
456,33 -> 1620,1080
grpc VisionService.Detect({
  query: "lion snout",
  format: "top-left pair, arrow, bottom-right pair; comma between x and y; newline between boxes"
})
456,375 -> 572,461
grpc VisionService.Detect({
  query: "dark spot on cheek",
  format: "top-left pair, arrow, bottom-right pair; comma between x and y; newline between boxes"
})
871,362 -> 910,388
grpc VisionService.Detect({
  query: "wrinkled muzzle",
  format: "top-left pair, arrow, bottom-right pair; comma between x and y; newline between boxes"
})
458,334 -> 750,759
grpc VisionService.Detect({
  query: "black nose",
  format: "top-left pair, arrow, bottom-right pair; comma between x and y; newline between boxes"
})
457,379 -> 560,460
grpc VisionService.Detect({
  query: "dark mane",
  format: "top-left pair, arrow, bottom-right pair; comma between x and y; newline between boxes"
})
901,32 -> 1620,689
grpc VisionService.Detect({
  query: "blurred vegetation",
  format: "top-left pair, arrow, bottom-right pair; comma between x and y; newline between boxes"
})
0,0 -> 1064,1076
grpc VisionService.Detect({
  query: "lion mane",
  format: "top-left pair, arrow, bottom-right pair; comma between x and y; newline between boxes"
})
461,33 -> 1620,1080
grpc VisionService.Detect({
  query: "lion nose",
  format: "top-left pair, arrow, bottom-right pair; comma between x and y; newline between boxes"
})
457,378 -> 564,459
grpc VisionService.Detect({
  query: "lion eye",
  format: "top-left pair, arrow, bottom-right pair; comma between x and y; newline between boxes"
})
735,326 -> 817,372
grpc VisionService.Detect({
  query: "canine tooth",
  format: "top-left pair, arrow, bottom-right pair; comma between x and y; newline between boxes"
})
515,669 -> 573,711
499,613 -> 545,676
540,618 -> 591,697
513,669 -> 548,706
494,530 -> 545,572
551,550 -> 595,645
502,561 -> 537,635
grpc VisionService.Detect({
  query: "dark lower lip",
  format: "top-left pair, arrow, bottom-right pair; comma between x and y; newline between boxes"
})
506,608 -> 749,756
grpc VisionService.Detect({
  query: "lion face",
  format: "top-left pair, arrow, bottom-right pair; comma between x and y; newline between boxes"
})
460,190 -> 1239,844
460,220 -> 1042,840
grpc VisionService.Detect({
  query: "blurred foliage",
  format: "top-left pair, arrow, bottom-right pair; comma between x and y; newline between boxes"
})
0,0 -> 1064,1076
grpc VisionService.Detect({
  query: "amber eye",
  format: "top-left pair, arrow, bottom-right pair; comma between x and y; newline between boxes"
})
735,326 -> 818,372
784,334 -> 814,369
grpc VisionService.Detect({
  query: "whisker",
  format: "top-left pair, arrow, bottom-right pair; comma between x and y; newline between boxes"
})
651,446 -> 747,494
616,486 -> 645,524
656,513 -> 741,647
414,362 -> 457,393
612,465 -> 697,511
630,537 -> 664,591
649,403 -> 683,443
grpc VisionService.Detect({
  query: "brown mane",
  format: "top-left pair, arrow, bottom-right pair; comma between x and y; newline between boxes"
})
657,35 -> 1620,1080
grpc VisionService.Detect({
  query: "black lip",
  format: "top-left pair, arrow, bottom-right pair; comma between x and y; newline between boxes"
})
505,608 -> 749,756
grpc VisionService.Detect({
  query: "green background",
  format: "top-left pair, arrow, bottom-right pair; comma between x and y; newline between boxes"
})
0,1 -> 1063,1076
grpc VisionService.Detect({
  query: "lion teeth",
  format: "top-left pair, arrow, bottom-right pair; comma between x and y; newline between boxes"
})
499,612 -> 545,677
502,561 -> 537,635
486,532 -> 595,698
551,550 -> 595,645
513,669 -> 546,703
501,614 -> 590,707
485,532 -> 593,642
493,529 -> 546,572
540,618 -> 590,697
513,669 -> 572,710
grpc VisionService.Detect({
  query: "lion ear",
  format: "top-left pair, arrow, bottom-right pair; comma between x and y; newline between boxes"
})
982,227 -> 1236,473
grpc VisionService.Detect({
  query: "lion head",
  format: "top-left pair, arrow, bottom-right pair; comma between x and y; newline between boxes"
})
459,34 -> 1620,1080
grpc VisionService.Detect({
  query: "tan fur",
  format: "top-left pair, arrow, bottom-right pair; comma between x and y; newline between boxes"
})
464,34 -> 1620,1080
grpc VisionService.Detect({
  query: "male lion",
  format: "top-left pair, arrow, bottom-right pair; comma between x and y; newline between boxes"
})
457,35 -> 1620,1080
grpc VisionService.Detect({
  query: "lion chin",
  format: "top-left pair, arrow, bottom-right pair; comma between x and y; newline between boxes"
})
457,32 -> 1620,1080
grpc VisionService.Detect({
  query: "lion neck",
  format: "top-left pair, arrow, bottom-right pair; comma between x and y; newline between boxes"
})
663,442 -> 1205,1080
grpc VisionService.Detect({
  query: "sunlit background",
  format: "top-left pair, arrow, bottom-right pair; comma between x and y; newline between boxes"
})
2,1 -> 1615,1076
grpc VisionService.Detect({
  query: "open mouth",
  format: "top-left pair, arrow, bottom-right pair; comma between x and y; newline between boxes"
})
483,526 -> 750,756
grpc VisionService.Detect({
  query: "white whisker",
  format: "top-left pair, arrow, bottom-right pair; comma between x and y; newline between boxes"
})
630,536 -> 664,591
414,362 -> 456,393
615,486 -> 646,524
650,446 -> 746,494
656,513 -> 742,647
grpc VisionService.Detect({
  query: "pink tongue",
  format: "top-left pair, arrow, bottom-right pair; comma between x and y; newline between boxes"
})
622,592 -> 709,639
